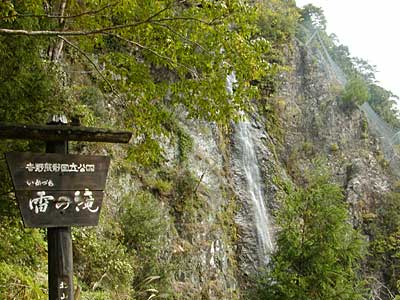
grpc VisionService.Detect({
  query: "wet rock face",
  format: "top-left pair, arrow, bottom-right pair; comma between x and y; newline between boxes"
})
167,119 -> 241,300
230,120 -> 276,275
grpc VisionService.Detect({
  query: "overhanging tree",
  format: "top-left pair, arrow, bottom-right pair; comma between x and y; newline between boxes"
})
0,0 -> 299,165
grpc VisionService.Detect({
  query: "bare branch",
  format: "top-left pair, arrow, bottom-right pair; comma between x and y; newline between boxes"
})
48,0 -> 68,62
57,35 -> 118,95
153,16 -> 224,25
194,171 -> 206,194
111,34 -> 198,78
0,2 -> 120,20
146,3 -> 172,21
0,22 -> 142,36
0,6 -> 217,37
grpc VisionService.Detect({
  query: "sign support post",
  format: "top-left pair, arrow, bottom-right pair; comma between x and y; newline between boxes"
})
46,121 -> 73,300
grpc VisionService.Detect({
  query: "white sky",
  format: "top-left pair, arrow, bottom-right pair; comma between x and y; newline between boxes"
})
296,0 -> 400,98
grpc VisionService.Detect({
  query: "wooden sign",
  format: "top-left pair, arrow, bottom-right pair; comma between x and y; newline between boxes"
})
5,152 -> 110,191
6,152 -> 110,228
15,190 -> 104,228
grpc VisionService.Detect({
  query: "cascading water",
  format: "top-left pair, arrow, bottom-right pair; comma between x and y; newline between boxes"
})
227,71 -> 273,264
234,121 -> 274,264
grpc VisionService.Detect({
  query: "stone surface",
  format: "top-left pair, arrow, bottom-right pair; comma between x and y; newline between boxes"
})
102,40 -> 395,299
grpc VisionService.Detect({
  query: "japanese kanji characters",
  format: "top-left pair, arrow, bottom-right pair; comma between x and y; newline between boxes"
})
25,162 -> 95,173
28,189 -> 99,214
74,188 -> 99,213
29,191 -> 54,214
59,281 -> 69,299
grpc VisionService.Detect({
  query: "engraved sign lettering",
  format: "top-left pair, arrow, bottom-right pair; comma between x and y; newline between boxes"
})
6,152 -> 109,228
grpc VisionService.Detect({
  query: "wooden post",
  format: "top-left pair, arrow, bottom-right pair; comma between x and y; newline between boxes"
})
46,116 -> 74,300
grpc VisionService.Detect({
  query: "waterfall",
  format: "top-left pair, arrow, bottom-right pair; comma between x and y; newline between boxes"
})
234,121 -> 274,264
226,71 -> 273,263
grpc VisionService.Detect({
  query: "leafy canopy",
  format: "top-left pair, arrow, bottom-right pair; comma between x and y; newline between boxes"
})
0,0 -> 298,166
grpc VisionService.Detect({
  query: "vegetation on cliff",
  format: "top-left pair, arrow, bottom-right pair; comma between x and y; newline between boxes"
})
0,0 -> 298,299
254,165 -> 366,300
1,1 -> 400,299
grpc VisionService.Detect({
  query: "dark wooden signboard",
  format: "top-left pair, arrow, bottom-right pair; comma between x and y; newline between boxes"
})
6,152 -> 110,191
6,152 -> 110,228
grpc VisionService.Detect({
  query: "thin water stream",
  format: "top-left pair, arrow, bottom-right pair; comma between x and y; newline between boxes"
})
234,121 -> 273,263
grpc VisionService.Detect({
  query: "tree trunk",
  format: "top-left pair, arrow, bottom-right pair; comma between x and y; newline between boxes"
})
47,0 -> 67,62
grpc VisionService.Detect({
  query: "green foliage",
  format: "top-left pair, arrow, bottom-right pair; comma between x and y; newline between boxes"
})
260,0 -> 298,40
0,1 -> 66,123
365,192 -> 400,298
254,165 -> 366,300
0,35 -> 65,123
301,141 -> 315,157
120,191 -> 173,298
330,142 -> 339,152
121,191 -> 168,256
341,76 -> 369,109
368,84 -> 400,128
176,127 -> 194,163
72,227 -> 134,295
80,290 -> 113,300
0,217 -> 47,268
0,262 -> 46,300
300,4 -> 327,30
170,168 -> 203,224
260,97 -> 285,144
351,57 -> 377,83
0,1 -> 315,299
298,2 -> 399,132
0,216 -> 47,300
0,1 -> 16,20
0,0 -> 296,167
361,117 -> 369,139
127,135 -> 166,167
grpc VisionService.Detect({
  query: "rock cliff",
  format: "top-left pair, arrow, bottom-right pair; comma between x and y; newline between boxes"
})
136,39 -> 394,298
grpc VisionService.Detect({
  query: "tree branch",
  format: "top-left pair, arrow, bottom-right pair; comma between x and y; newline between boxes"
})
0,6 -> 215,37
48,0 -> 68,62
153,15 -> 226,25
194,171 -> 206,194
0,23 -> 140,36
8,2 -> 120,20
57,35 -> 118,95
111,34 -> 198,78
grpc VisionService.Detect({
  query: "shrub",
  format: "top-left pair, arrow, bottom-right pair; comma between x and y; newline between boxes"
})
0,262 -> 46,300
120,191 -> 168,255
72,227 -> 134,296
366,192 -> 400,298
253,165 -> 366,300
341,76 -> 369,109
120,191 -> 172,298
